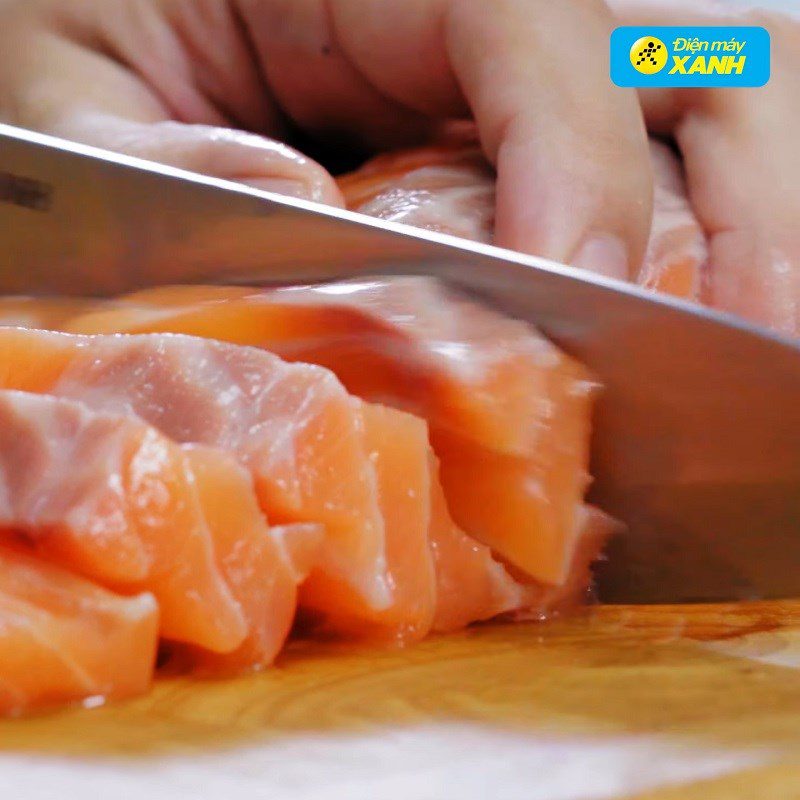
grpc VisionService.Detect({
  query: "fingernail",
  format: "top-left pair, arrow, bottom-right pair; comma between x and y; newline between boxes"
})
572,235 -> 629,280
244,177 -> 311,200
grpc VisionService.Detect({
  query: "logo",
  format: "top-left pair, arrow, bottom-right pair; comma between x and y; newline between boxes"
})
611,26 -> 770,88
630,36 -> 668,74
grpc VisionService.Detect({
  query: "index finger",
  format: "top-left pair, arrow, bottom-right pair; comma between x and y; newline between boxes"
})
445,0 -> 653,274
319,0 -> 653,276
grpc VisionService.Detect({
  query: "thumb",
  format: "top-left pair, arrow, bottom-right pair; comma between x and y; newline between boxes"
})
48,114 -> 344,206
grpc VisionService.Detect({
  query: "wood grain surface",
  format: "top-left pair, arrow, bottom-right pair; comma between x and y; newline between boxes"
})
2,603 -> 800,799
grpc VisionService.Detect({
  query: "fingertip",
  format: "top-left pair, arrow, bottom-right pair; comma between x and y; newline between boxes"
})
48,116 -> 345,207
244,174 -> 344,207
493,125 -> 652,281
166,124 -> 344,206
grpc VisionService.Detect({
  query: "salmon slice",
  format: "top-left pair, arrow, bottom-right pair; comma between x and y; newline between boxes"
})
65,278 -> 597,586
302,402 -> 542,639
324,402 -> 436,643
513,505 -> 618,620
0,389 -> 245,653
0,297 -> 95,331
264,402 -> 438,645
180,445 -> 300,673
429,484 -> 613,630
65,285 -> 258,339
0,542 -> 158,716
432,422 -> 592,587
0,328 -> 391,629
337,129 -> 706,300
427,456 -> 527,633
0,324 -> 578,640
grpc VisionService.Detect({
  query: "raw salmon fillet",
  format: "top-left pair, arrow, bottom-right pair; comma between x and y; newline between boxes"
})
0,542 -> 158,716
66,278 -> 598,586
0,297 -> 610,713
353,405 -> 581,638
0,369 -> 301,670
301,402 -> 582,640
427,454 -> 528,633
337,131 -> 707,300
0,328 -> 405,634
179,445 -> 308,673
0,388 -> 245,653
0,325 -> 553,645
0,297 -> 96,330
300,402 -> 437,642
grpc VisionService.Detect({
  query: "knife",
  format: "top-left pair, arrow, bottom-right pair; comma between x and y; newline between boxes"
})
1,122 -> 798,603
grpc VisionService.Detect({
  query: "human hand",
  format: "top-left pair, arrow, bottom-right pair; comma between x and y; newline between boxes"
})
0,1 -> 796,333
0,0 -> 654,282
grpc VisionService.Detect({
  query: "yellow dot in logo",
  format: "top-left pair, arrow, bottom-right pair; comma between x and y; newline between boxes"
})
629,36 -> 668,74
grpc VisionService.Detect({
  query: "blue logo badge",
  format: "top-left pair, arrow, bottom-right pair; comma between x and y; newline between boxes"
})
611,26 -> 770,88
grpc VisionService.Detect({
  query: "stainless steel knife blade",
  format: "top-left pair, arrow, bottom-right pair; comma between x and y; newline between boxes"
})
1,122 -> 799,603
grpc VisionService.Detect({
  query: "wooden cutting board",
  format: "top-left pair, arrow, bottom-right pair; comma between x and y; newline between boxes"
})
2,603 -> 800,799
